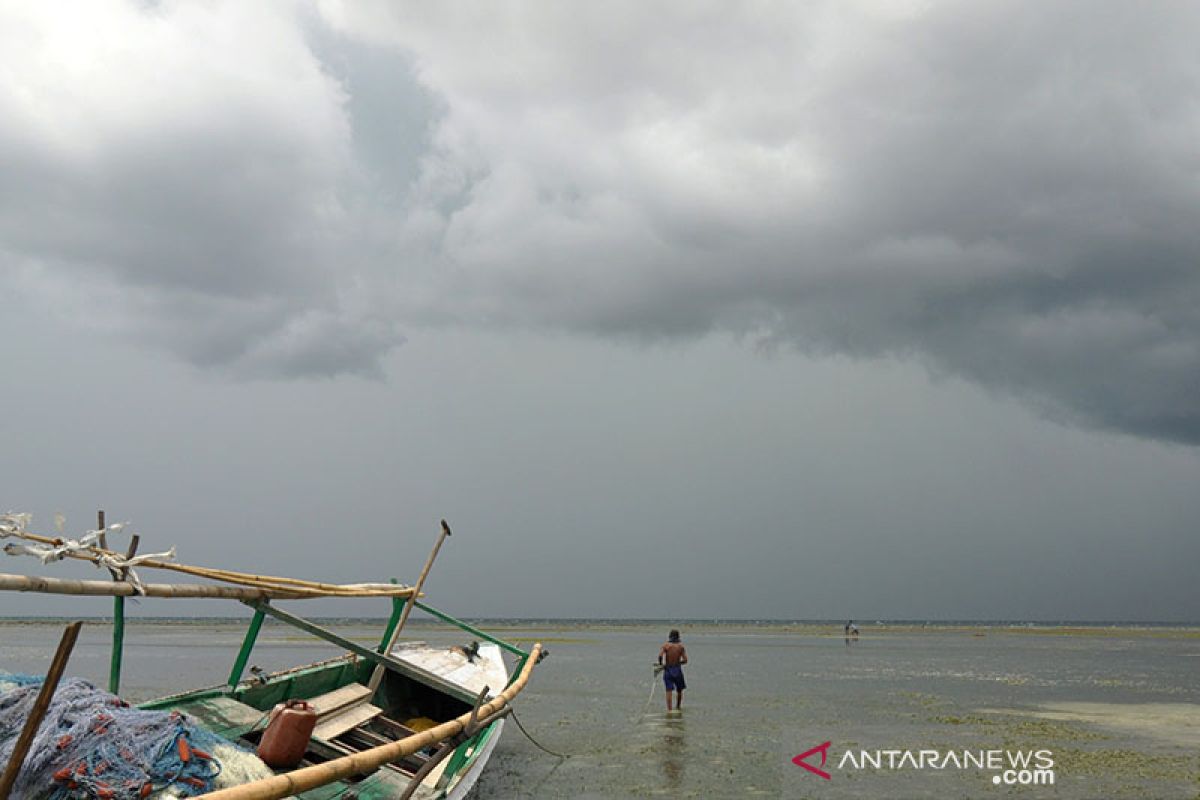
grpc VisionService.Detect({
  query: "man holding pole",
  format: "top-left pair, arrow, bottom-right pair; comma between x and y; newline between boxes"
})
657,629 -> 688,712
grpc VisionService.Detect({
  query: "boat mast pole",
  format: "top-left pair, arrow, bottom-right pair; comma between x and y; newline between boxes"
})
367,520 -> 451,693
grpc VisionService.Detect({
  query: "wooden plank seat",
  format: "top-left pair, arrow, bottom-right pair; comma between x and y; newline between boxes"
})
307,683 -> 373,716
307,682 -> 383,742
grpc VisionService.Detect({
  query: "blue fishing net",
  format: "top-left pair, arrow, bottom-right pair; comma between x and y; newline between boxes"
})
0,674 -> 45,692
0,676 -> 244,799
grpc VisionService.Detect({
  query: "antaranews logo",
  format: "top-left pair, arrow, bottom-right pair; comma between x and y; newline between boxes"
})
791,741 -> 832,780
792,743 -> 1055,786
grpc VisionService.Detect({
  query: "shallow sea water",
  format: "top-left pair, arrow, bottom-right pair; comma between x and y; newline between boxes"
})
3,619 -> 1199,799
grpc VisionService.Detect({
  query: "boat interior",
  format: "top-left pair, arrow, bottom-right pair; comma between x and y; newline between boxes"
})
144,655 -> 483,798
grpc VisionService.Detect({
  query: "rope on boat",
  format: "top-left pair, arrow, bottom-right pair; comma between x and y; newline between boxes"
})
510,663 -> 661,760
508,708 -> 572,759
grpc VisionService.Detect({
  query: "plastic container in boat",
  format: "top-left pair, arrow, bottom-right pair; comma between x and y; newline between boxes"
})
257,699 -> 317,768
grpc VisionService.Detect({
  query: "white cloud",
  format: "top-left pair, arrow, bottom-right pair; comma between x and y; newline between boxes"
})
0,0 -> 394,371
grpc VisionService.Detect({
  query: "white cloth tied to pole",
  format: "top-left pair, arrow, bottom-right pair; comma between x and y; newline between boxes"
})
3,542 -> 54,559
2,530 -> 102,563
96,547 -> 177,594
0,515 -> 175,595
0,512 -> 33,538
86,521 -> 129,538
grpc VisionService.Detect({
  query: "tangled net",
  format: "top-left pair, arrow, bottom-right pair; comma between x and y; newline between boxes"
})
0,675 -> 254,799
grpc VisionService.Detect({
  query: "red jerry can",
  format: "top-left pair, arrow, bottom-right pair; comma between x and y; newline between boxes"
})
257,699 -> 317,768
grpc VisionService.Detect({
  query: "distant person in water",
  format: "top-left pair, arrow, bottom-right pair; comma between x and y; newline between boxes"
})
845,620 -> 859,638
658,629 -> 688,711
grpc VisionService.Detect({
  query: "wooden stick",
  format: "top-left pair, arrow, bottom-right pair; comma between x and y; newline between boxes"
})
199,643 -> 543,800
97,510 -> 116,579
397,738 -> 458,800
0,572 -> 415,601
0,621 -> 83,800
367,520 -> 451,693
122,535 -> 141,576
467,684 -> 489,730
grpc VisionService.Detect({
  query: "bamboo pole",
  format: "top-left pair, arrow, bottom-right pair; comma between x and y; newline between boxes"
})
6,530 -> 414,597
141,562 -> 399,594
367,520 -> 451,693
0,621 -> 83,800
0,572 -> 414,601
198,643 -> 543,800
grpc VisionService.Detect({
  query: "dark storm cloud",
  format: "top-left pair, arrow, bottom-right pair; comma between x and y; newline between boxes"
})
5,1 -> 1200,440
356,1 -> 1200,443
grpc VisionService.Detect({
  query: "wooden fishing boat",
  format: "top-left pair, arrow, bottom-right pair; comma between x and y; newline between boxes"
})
0,514 -> 545,800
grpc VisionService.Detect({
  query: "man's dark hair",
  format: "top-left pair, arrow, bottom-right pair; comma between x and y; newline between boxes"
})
668,629 -> 680,642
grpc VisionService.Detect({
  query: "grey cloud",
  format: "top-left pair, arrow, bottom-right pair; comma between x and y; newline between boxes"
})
231,309 -> 404,380
6,1 -> 1200,441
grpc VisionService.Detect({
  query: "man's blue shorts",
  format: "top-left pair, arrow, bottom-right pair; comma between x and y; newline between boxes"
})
662,664 -> 686,691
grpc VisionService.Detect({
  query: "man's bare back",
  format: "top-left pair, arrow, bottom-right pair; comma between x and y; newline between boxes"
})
659,641 -> 687,666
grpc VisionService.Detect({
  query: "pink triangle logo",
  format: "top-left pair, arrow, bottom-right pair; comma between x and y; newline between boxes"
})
792,741 -> 832,780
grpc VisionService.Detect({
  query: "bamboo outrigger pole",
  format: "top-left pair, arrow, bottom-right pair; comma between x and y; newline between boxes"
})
198,643 -> 543,800
0,572 -> 415,601
367,519 -> 452,693
5,529 -> 414,597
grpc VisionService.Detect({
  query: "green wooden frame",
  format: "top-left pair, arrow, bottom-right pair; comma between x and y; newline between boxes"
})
227,606 -> 267,688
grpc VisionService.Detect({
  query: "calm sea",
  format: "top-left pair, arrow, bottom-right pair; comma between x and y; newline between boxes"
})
3,619 -> 1199,798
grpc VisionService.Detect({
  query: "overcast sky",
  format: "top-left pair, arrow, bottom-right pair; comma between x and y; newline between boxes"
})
2,1 -> 1199,621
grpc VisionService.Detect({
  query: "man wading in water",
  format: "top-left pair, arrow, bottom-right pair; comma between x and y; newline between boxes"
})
657,629 -> 688,711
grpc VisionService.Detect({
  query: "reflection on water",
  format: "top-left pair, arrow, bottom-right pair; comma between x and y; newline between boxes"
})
655,712 -> 685,790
